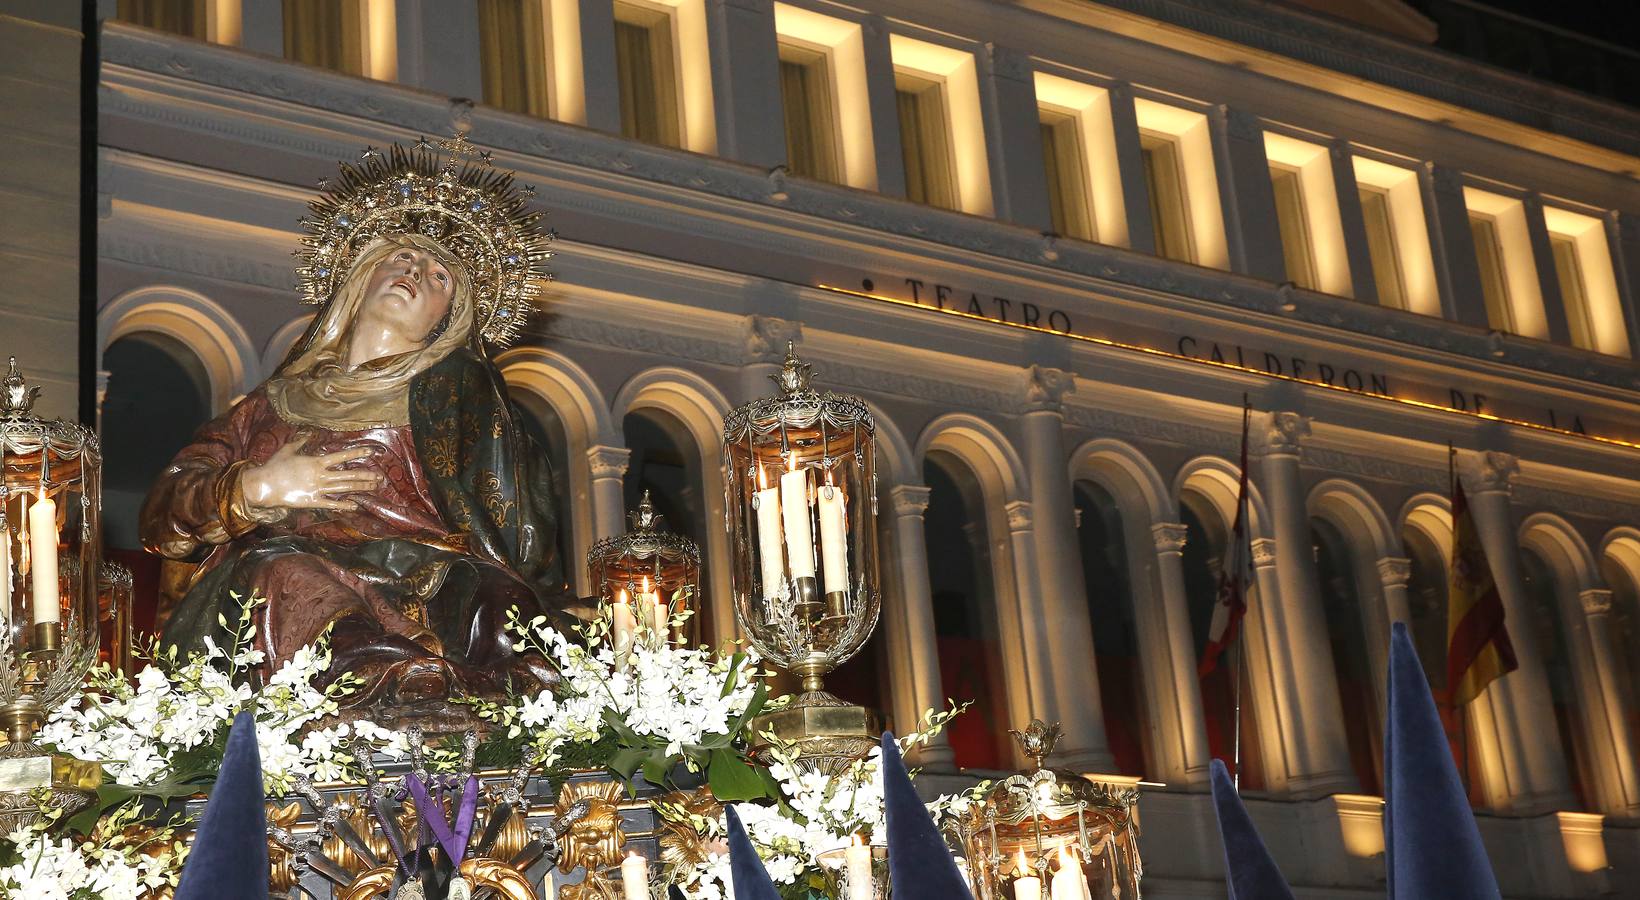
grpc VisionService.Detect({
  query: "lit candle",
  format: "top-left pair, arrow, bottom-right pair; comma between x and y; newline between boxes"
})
844,836 -> 873,900
620,851 -> 649,900
1013,850 -> 1041,900
816,477 -> 849,601
611,589 -> 636,660
779,453 -> 816,581
1049,847 -> 1090,900
28,493 -> 57,626
753,464 -> 786,600
642,576 -> 666,642
0,519 -> 11,624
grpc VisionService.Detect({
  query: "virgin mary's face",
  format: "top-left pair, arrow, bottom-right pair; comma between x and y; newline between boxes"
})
360,245 -> 456,343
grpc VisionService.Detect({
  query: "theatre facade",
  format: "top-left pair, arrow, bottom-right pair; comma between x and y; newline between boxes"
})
90,0 -> 1640,895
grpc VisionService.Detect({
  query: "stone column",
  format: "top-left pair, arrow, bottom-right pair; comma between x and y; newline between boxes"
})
1254,412 -> 1355,796
1148,522 -> 1212,787
1245,538 -> 1288,790
1211,107 -> 1284,282
1577,589 -> 1640,815
1017,366 -> 1114,771
977,43 -> 1051,231
883,485 -> 955,768
586,445 -> 631,542
1368,557 -> 1413,707
1422,163 -> 1489,327
1461,451 -> 1574,813
1000,501 -> 1060,760
704,0 -> 783,168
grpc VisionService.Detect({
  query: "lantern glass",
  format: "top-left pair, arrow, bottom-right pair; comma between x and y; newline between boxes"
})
587,491 -> 701,645
722,344 -> 879,695
0,359 -> 101,750
957,722 -> 1143,900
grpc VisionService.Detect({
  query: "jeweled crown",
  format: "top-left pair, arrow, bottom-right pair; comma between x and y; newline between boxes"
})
295,132 -> 554,346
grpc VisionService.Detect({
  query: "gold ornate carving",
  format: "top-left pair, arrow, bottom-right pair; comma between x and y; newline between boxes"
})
556,780 -> 625,875
656,788 -> 724,872
266,802 -> 304,894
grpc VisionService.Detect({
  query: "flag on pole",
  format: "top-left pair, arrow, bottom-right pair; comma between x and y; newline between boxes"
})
1200,400 -> 1253,678
1445,474 -> 1518,705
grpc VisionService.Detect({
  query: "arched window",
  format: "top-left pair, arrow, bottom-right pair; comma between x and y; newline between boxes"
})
101,333 -> 213,552
621,410 -> 714,640
1520,548 -> 1594,811
1312,517 -> 1379,794
510,395 -> 577,597
924,454 -> 1009,770
1180,492 -> 1264,790
1599,555 -> 1640,754
1074,480 -> 1147,777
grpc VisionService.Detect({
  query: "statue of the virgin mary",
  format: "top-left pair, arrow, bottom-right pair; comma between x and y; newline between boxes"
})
141,137 -> 575,711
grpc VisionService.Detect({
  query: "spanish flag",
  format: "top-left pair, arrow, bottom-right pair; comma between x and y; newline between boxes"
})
1445,478 -> 1519,705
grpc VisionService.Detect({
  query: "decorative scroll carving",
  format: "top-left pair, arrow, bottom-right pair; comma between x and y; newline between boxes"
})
1258,411 -> 1310,456
889,484 -> 933,518
741,315 -> 801,364
586,445 -> 632,480
1250,538 -> 1278,568
1376,556 -> 1412,587
1005,500 -> 1033,532
1580,589 -> 1614,617
1020,365 -> 1075,412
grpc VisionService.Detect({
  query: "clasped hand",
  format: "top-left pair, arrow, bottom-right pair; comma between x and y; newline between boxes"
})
240,432 -> 382,515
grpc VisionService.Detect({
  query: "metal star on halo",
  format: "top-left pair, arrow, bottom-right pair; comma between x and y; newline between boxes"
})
316,177 -> 331,191
477,150 -> 495,166
360,146 -> 383,162
413,135 -> 434,152
438,131 -> 475,157
521,184 -> 537,199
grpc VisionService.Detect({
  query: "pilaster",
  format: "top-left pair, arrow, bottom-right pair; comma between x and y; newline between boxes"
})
1330,140 -> 1377,304
1107,83 -> 1153,254
240,0 -> 284,57
395,0 -> 482,99
575,0 -> 623,134
1523,193 -> 1573,345
858,15 -> 907,199
978,44 -> 1051,232
1212,107 -> 1284,283
1424,163 -> 1489,327
704,0 -> 784,168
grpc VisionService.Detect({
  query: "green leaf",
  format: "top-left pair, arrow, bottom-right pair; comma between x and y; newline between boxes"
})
641,755 -> 671,788
720,651 -> 745,698
707,747 -> 767,801
607,748 -> 648,779
601,707 -> 642,746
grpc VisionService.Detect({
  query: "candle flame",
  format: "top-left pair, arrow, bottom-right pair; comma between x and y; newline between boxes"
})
758,463 -> 768,490
1057,845 -> 1077,870
786,450 -> 797,472
1015,849 -> 1030,876
616,588 -> 629,604
852,834 -> 864,847
642,575 -> 651,594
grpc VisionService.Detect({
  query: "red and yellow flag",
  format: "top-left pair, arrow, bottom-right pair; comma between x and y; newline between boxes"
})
1446,479 -> 1518,705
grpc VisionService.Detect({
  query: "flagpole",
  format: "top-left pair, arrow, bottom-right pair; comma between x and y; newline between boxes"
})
1232,394 -> 1251,790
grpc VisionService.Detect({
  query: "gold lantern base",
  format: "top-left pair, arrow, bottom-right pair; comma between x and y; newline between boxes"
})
0,750 -> 101,833
749,691 -> 882,777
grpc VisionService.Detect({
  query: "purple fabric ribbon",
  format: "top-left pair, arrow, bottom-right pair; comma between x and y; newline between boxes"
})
405,774 -> 480,870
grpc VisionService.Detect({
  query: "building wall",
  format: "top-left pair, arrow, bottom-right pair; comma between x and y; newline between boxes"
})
1,1 -> 82,420
91,1 -> 1640,896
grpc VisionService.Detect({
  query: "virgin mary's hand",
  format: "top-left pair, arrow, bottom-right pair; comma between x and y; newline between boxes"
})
240,432 -> 382,515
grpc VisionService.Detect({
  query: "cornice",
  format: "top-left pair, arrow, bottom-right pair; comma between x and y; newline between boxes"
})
1060,0 -> 1640,162
98,26 -> 1640,398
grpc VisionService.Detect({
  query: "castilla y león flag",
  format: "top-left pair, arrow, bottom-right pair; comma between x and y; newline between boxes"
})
1445,478 -> 1518,705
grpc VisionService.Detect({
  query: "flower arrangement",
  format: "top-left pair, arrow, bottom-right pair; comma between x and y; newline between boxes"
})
5,595 -> 965,900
